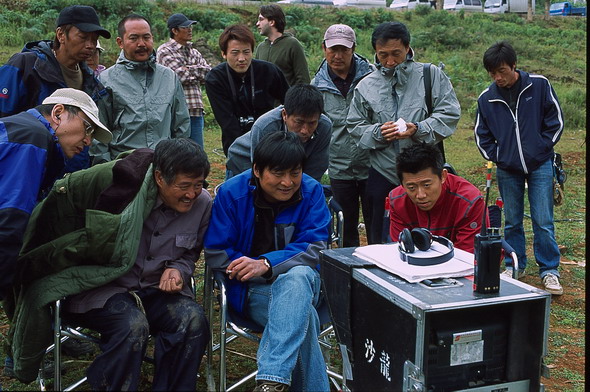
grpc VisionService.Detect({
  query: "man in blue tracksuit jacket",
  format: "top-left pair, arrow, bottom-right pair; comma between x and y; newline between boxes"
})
0,88 -> 111,301
0,5 -> 110,172
474,41 -> 564,295
204,131 -> 331,391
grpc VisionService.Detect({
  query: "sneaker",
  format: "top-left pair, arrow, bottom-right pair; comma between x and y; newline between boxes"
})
542,273 -> 563,295
253,381 -> 289,392
61,338 -> 97,358
501,267 -> 526,280
3,356 -> 57,379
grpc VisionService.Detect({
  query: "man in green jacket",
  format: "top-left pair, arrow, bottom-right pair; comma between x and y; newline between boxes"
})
8,139 -> 211,389
255,4 -> 310,85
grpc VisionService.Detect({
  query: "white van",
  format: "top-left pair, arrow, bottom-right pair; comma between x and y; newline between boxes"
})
390,0 -> 434,11
443,0 -> 484,12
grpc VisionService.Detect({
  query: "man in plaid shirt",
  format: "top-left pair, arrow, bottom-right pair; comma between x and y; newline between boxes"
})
157,13 -> 211,148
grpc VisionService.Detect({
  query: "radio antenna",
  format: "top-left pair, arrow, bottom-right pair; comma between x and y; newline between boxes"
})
481,161 -> 493,236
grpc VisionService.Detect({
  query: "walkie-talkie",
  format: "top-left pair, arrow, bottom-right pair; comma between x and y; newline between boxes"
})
473,162 -> 502,294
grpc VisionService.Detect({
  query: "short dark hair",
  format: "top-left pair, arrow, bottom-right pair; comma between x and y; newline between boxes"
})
35,103 -> 79,117
483,41 -> 517,72
396,143 -> 443,182
219,24 -> 255,54
153,138 -> 210,184
118,14 -> 151,39
259,4 -> 286,34
283,84 -> 324,117
53,24 -> 74,50
253,131 -> 306,174
371,22 -> 410,50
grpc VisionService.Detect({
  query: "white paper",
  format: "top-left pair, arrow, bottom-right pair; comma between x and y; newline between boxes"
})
394,118 -> 407,133
352,243 -> 474,283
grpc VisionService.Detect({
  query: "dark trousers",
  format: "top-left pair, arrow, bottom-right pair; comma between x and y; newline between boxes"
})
65,288 -> 209,391
365,168 -> 398,245
330,178 -> 371,247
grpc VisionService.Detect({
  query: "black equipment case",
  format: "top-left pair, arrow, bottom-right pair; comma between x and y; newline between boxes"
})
320,248 -> 551,392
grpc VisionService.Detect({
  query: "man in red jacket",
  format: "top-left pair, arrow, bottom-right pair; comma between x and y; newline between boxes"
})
388,143 -> 486,253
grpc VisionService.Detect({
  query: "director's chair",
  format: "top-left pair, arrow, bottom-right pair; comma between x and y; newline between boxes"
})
204,186 -> 345,391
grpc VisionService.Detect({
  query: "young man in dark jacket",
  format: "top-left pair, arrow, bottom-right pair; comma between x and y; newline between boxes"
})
474,41 -> 564,295
205,24 -> 289,156
0,5 -> 110,172
205,132 -> 331,391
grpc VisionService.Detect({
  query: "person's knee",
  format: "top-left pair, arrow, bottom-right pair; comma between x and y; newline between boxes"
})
172,300 -> 209,338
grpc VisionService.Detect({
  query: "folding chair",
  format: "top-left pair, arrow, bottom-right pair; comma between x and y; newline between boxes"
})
204,187 -> 345,391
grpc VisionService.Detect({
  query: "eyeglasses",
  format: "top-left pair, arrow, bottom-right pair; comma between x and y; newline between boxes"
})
75,113 -> 95,137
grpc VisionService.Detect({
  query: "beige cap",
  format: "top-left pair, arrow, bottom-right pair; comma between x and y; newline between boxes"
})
43,88 -> 112,144
324,24 -> 356,48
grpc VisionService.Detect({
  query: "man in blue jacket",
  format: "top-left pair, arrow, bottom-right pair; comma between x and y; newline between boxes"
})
205,131 -> 331,391
0,5 -> 110,172
474,41 -> 564,295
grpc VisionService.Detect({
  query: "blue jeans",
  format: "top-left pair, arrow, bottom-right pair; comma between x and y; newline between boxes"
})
496,158 -> 560,278
64,288 -> 209,391
245,266 -> 329,391
190,116 -> 204,148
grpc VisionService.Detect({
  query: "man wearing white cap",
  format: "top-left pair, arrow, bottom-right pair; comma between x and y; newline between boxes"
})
0,5 -> 111,173
157,13 -> 211,148
0,88 -> 111,301
312,24 -> 374,247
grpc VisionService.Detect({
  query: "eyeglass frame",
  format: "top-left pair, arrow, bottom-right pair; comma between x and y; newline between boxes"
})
74,112 -> 95,137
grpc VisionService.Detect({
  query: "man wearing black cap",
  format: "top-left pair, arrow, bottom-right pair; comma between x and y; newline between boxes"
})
157,13 -> 211,149
0,4 -> 111,172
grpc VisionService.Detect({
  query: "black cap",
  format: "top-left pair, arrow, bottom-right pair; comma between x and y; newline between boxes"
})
167,13 -> 196,29
56,5 -> 111,39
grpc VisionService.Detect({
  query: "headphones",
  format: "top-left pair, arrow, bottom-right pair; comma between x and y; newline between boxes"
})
398,228 -> 454,266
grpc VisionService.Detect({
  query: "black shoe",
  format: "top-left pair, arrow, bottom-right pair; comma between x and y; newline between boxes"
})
3,357 -> 57,379
62,338 -> 97,358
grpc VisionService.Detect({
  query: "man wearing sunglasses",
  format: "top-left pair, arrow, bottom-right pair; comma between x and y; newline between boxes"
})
157,13 -> 211,149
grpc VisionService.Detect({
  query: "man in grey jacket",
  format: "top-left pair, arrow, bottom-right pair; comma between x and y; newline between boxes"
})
91,14 -> 189,164
347,22 -> 460,244
226,84 -> 331,182
312,24 -> 374,247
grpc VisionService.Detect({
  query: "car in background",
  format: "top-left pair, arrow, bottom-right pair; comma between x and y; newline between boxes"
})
390,0 -> 435,11
444,0 -> 484,12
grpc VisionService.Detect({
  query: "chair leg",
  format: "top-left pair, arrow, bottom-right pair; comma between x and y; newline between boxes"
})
54,300 -> 62,390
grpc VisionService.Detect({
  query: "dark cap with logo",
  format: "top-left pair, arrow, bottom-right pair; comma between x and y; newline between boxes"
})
167,13 -> 197,29
56,5 -> 111,39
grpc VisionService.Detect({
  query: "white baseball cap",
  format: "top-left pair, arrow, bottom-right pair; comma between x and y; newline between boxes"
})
324,24 -> 356,48
43,88 -> 112,144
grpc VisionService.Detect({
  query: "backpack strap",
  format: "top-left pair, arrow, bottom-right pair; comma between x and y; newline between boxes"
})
423,63 -> 432,116
423,63 -> 446,162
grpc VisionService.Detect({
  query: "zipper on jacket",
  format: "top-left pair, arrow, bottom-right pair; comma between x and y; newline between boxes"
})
514,82 -> 532,174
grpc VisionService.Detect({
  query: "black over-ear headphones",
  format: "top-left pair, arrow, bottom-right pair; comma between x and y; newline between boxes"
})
398,228 -> 454,266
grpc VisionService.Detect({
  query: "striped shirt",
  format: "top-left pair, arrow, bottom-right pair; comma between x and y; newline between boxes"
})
157,39 -> 211,116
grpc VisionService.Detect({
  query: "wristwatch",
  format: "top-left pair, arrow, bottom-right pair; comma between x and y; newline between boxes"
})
261,258 -> 272,279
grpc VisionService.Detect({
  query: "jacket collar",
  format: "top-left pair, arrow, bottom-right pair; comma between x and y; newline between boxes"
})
486,70 -> 531,101
314,53 -> 373,91
376,47 -> 415,78
116,50 -> 157,71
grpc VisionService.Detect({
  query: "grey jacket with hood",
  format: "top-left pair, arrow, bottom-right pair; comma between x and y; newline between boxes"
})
312,53 -> 374,181
347,49 -> 460,184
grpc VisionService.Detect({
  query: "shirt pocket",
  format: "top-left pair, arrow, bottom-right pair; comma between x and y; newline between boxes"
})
175,233 -> 199,250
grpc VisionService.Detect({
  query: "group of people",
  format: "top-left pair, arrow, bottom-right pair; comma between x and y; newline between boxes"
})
0,3 -> 565,391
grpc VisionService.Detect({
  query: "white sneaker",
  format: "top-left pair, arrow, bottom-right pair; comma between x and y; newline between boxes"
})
542,273 -> 563,295
501,267 -> 526,280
